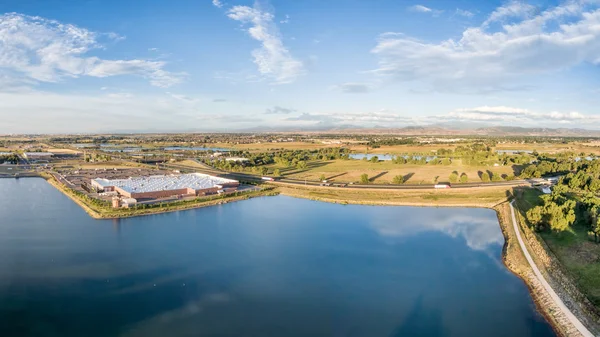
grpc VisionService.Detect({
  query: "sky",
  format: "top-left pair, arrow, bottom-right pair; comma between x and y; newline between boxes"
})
1,0 -> 600,133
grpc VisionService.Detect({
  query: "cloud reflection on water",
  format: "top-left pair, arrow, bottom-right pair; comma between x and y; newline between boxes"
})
368,208 -> 504,253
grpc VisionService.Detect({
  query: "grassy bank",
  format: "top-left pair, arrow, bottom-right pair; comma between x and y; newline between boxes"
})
276,183 -> 509,208
515,187 -> 600,309
44,173 -> 278,219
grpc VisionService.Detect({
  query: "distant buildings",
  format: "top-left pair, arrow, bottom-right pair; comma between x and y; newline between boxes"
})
91,173 -> 239,199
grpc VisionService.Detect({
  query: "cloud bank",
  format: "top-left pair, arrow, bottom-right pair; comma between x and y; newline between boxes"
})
0,13 -> 184,88
372,1 -> 600,92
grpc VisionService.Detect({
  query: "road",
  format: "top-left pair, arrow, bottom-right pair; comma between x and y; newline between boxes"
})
509,201 -> 594,337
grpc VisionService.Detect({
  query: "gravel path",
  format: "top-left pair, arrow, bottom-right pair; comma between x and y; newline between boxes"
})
509,201 -> 595,337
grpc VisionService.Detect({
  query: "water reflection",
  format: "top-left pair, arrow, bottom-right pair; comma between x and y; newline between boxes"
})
368,208 -> 504,253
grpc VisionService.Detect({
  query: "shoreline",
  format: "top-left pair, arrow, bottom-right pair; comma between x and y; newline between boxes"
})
28,176 -> 600,335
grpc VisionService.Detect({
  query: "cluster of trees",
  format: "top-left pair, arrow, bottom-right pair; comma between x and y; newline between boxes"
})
449,172 -> 468,183
526,185 -> 577,232
525,158 -> 600,241
0,154 -> 18,164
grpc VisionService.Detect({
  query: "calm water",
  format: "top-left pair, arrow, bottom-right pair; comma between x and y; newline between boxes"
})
163,147 -> 231,152
0,179 -> 555,337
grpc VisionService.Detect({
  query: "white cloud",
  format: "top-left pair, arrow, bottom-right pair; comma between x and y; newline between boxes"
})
0,13 -> 183,88
332,82 -> 372,93
280,14 -> 290,24
444,105 -> 594,124
371,1 -> 600,92
165,92 -> 198,103
212,0 -> 223,8
408,5 -> 433,13
482,1 -> 536,26
265,106 -> 296,114
455,9 -> 474,18
227,2 -> 304,84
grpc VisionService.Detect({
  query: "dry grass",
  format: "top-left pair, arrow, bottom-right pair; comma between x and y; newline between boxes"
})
270,159 -> 517,184
277,184 -> 509,208
46,148 -> 83,154
495,142 -> 600,155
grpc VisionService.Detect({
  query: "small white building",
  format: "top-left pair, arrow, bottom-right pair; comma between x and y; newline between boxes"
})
121,198 -> 138,208
225,157 -> 249,162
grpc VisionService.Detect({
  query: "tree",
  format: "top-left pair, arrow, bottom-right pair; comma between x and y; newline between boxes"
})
319,174 -> 327,181
491,172 -> 503,182
449,171 -> 459,183
481,171 -> 490,182
370,156 -> 379,163
360,173 -> 369,184
296,161 -> 307,170
526,206 -> 543,227
460,173 -> 468,183
260,167 -> 269,175
273,168 -> 281,177
393,175 -> 404,184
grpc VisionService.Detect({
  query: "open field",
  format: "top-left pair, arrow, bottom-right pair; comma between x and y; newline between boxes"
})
44,147 -> 82,154
277,184 -> 509,207
210,140 -> 600,156
269,159 -> 518,184
540,229 -> 600,307
495,142 -> 600,155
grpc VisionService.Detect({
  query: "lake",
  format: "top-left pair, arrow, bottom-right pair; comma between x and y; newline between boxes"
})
0,179 -> 555,337
163,147 -> 231,152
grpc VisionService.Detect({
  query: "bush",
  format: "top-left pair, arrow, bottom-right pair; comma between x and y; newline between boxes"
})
393,175 -> 404,184
449,172 -> 459,183
481,172 -> 490,182
370,156 -> 379,163
360,173 -> 369,184
460,173 -> 468,183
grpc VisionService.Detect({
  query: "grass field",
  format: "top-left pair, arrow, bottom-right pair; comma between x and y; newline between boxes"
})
212,140 -> 600,156
495,142 -> 600,155
269,159 -> 518,184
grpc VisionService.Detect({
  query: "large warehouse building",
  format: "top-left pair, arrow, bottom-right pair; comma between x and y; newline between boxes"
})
91,173 -> 239,199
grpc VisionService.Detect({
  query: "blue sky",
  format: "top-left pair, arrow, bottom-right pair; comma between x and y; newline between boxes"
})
1,0 -> 600,133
